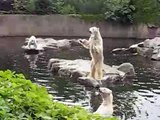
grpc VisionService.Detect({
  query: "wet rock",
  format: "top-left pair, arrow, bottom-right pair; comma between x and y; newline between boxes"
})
151,53 -> 160,61
22,37 -> 80,53
112,48 -> 137,55
77,77 -> 100,88
112,37 -> 160,61
112,63 -> 135,77
43,38 -> 79,50
48,58 -> 135,87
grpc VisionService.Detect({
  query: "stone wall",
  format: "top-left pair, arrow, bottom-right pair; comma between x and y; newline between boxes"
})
0,15 -> 159,38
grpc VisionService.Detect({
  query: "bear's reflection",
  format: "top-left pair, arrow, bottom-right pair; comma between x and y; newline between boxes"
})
25,54 -> 38,69
24,52 -> 43,69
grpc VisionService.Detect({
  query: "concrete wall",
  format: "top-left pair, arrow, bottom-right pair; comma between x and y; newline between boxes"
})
0,15 -> 159,38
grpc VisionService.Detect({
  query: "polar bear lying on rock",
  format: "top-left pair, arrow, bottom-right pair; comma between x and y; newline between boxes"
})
22,36 -> 44,51
27,36 -> 38,49
79,27 -> 104,80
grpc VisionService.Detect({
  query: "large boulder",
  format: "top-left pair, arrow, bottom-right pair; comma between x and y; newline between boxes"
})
45,38 -> 79,50
112,37 -> 160,61
48,58 -> 135,87
22,37 -> 80,53
112,63 -> 135,77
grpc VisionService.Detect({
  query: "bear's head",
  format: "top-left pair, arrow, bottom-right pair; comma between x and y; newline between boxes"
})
29,36 -> 37,42
98,87 -> 113,101
28,36 -> 37,49
89,27 -> 99,35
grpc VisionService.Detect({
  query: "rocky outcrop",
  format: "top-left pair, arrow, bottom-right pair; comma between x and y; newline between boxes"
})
22,37 -> 80,53
48,58 -> 135,87
112,37 -> 160,61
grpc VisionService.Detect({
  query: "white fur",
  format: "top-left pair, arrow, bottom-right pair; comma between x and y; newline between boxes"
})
89,27 -> 104,80
27,36 -> 38,49
78,27 -> 104,80
94,87 -> 113,117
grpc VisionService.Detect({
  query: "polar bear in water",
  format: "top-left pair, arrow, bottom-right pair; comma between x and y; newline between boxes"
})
79,27 -> 104,80
94,87 -> 113,117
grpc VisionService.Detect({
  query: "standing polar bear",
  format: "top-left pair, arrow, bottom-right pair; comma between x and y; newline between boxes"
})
79,27 -> 104,80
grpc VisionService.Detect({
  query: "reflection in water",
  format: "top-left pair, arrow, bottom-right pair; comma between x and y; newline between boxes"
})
0,37 -> 160,120
25,54 -> 39,69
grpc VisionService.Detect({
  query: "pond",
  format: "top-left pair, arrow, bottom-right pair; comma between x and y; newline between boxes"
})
0,37 -> 160,120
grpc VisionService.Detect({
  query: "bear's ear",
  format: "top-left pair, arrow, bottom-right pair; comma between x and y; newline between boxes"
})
25,38 -> 29,41
97,27 -> 99,31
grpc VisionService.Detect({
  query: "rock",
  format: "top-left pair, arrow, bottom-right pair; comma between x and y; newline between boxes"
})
22,37 -> 80,53
111,37 -> 160,61
112,48 -> 137,55
151,53 -> 160,61
112,63 -> 135,77
45,38 -> 79,50
78,77 -> 100,88
48,58 -> 135,87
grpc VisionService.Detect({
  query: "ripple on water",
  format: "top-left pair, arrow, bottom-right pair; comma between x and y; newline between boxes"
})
151,89 -> 160,94
2,37 -> 160,120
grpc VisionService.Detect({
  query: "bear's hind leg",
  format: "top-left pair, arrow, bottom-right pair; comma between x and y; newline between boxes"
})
96,62 -> 103,80
90,60 -> 96,79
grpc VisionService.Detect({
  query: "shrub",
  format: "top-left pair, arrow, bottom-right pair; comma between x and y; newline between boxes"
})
13,0 -> 57,14
62,0 -> 106,14
25,0 -> 36,13
34,0 -> 56,14
0,70 -> 117,120
132,0 -> 160,25
13,0 -> 28,12
104,0 -> 135,23
3,0 -> 160,24
54,0 -> 76,14
59,4 -> 76,14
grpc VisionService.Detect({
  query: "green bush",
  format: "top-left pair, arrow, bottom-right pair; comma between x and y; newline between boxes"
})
0,70 -> 117,120
13,0 -> 57,14
60,0 -> 135,23
65,0 -> 106,14
13,0 -> 28,12
34,0 -> 56,14
104,0 -> 135,23
25,0 -> 36,13
3,0 -> 160,24
132,0 -> 160,25
59,4 -> 76,14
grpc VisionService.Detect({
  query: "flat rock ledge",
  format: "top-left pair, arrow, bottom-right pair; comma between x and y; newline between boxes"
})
48,59 -> 135,87
112,37 -> 160,61
22,37 -> 80,51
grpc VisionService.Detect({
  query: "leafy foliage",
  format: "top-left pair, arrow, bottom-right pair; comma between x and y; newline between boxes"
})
13,0 -> 56,14
34,0 -> 56,14
104,0 -> 135,23
1,0 -> 160,24
0,70 -> 117,120
132,0 -> 160,25
63,0 -> 106,14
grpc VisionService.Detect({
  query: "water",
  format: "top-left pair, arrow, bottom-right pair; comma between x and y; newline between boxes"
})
0,37 -> 160,120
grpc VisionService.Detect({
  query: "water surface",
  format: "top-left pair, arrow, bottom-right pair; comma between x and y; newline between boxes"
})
0,37 -> 160,120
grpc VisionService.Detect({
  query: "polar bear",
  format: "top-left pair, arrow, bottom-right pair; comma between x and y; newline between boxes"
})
27,36 -> 38,49
79,27 -> 104,80
94,87 -> 113,117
